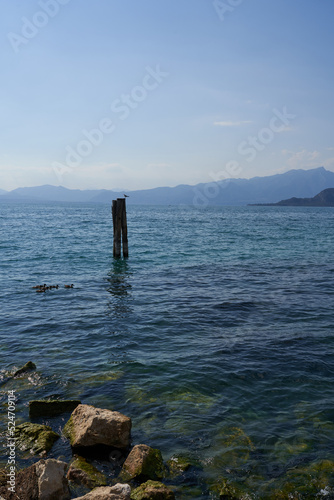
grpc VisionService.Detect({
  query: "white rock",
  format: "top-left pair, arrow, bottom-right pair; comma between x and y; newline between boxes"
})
35,459 -> 70,500
74,484 -> 131,500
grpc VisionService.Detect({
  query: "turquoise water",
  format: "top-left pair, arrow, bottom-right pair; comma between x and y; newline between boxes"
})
1,203 -> 334,498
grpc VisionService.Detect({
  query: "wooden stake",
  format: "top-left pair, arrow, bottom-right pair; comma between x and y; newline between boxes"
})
112,199 -> 122,258
120,198 -> 129,258
112,198 -> 128,258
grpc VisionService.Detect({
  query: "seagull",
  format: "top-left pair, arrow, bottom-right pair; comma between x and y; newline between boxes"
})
124,194 -> 129,198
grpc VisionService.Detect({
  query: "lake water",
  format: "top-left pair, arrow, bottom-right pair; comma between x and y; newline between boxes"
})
1,203 -> 334,498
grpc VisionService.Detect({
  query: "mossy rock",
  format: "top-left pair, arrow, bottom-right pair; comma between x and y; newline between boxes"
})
63,405 -> 131,450
67,456 -> 107,488
29,399 -> 81,418
166,455 -> 193,478
242,474 -> 266,494
261,459 -> 334,499
207,426 -> 255,470
285,459 -> 334,496
172,484 -> 204,499
130,480 -> 175,500
210,477 -> 252,499
63,415 -> 75,445
15,422 -> 59,455
119,444 -> 165,482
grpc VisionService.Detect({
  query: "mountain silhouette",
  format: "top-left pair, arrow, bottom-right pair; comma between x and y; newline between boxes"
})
1,167 -> 334,206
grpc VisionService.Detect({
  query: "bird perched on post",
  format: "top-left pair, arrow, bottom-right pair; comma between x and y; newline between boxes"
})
124,194 -> 129,198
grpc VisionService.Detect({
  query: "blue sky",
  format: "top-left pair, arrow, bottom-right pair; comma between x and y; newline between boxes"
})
1,0 -> 334,190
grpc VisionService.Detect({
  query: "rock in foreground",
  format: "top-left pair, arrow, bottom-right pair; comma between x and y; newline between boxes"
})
75,483 -> 131,499
0,459 -> 70,500
67,456 -> 107,488
120,444 -> 164,482
130,481 -> 175,500
63,404 -> 131,449
35,459 -> 70,500
0,463 -> 38,500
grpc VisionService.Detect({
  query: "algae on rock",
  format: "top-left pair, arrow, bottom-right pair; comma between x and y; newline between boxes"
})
166,455 -> 193,479
258,459 -> 334,499
120,444 -> 164,482
15,422 -> 59,455
210,477 -> 252,500
63,404 -> 131,449
206,426 -> 255,470
130,480 -> 175,500
67,456 -> 107,489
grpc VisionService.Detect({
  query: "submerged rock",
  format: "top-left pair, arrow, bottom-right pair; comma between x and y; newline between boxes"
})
13,361 -> 36,377
263,459 -> 334,499
29,399 -> 81,418
210,477 -> 251,499
67,456 -> 107,489
130,480 -> 175,500
81,371 -> 124,386
0,459 -> 70,500
166,455 -> 193,478
206,426 -> 255,470
15,422 -> 60,455
74,483 -> 131,499
119,444 -> 164,482
63,404 -> 131,449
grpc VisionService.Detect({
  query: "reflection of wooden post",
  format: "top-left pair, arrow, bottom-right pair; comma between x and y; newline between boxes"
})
112,198 -> 128,258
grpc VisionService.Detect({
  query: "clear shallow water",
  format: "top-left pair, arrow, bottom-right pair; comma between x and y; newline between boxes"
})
1,203 -> 334,498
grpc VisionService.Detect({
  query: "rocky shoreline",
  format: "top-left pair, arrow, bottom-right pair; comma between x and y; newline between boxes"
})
1,397 -> 176,500
1,362 -> 334,499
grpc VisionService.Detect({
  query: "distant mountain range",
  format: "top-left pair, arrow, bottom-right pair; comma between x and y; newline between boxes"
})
252,187 -> 334,207
1,167 -> 334,206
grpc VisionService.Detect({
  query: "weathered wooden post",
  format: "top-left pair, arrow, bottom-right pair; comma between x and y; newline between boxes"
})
112,198 -> 128,258
120,198 -> 128,258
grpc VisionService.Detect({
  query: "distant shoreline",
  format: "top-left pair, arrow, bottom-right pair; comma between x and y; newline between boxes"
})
249,187 -> 334,207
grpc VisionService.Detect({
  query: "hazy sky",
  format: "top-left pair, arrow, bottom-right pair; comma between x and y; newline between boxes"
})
1,0 -> 334,191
